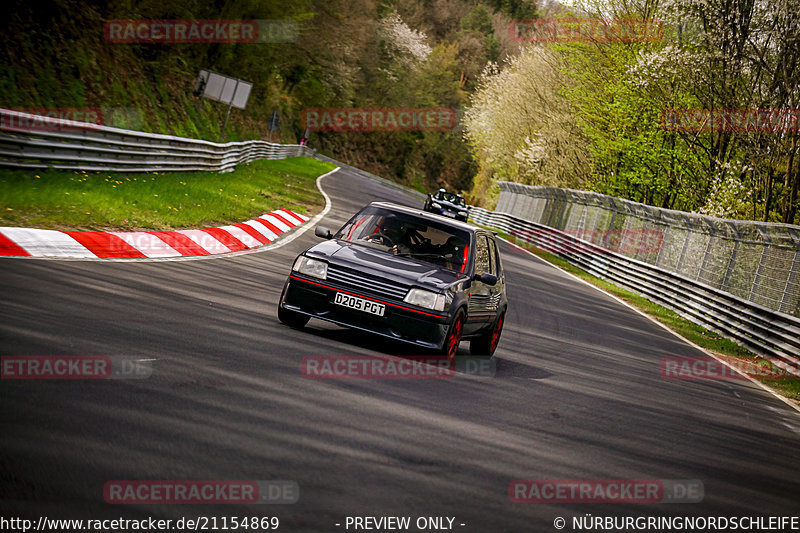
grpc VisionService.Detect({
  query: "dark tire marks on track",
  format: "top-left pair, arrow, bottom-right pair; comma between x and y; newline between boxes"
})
1,167 -> 799,530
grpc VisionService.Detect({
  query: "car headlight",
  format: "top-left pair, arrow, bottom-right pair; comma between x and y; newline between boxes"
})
292,256 -> 328,280
431,202 -> 442,209
403,288 -> 445,311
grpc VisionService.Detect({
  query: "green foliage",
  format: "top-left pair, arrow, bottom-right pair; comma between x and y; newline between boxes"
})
0,158 -> 334,231
483,0 -> 537,19
465,0 -> 800,222
461,4 -> 493,33
463,46 -> 591,204
557,40 -> 708,210
0,0 -> 498,195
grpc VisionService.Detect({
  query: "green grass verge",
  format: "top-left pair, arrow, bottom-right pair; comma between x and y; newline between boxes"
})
0,157 -> 335,231
486,227 -> 800,404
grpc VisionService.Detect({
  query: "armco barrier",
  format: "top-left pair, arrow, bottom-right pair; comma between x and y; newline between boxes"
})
0,108 -> 312,172
470,206 -> 800,376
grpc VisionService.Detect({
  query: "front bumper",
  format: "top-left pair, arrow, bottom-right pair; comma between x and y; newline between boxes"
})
280,274 -> 450,350
426,207 -> 467,221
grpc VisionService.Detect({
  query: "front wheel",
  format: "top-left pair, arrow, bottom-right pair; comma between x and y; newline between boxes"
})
470,309 -> 505,357
440,308 -> 466,360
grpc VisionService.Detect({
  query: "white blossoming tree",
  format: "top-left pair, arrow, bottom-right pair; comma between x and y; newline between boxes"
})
464,46 -> 591,206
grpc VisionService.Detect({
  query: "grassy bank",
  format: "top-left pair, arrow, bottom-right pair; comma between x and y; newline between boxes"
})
490,228 -> 800,404
0,157 -> 335,231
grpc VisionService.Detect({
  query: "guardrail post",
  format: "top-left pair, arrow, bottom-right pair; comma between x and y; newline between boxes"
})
654,222 -> 667,267
675,215 -> 692,274
749,243 -> 770,303
697,220 -> 716,282
779,245 -> 800,314
721,222 -> 741,293
575,206 -> 587,240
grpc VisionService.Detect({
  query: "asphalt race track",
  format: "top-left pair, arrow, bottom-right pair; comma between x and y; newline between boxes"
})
2,167 -> 800,532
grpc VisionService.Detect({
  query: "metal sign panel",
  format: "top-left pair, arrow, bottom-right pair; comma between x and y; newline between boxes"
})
231,82 -> 252,109
197,70 -> 252,109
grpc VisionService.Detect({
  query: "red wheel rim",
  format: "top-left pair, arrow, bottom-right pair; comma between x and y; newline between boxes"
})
446,312 -> 464,359
490,312 -> 504,353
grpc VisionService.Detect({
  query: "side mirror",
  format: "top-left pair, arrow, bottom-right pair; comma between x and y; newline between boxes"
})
314,226 -> 332,239
473,273 -> 498,286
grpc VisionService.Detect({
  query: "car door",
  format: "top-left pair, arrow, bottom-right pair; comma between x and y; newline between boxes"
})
486,235 -> 505,316
466,233 -> 494,333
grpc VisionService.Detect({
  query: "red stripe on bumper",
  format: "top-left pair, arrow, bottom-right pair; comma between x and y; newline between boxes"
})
289,275 -> 445,318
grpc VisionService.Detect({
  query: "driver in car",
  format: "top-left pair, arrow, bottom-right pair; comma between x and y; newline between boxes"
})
438,236 -> 466,270
364,216 -> 414,255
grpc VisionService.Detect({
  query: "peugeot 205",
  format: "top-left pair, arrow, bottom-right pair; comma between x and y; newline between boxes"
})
277,202 -> 507,358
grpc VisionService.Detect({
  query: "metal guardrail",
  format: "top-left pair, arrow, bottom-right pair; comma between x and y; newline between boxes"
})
470,206 -> 800,376
0,108 -> 312,172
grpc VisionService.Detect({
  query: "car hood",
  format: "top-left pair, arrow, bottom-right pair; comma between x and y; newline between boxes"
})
306,240 -> 467,290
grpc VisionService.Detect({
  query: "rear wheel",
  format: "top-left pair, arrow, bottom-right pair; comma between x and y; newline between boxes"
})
470,309 -> 505,357
441,308 -> 466,360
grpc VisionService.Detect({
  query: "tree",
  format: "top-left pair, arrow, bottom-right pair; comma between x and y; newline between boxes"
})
463,46 -> 590,206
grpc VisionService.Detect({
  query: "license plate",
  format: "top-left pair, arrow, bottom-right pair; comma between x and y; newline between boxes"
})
334,292 -> 386,316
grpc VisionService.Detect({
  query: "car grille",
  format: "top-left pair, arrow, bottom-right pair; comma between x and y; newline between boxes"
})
326,265 -> 411,301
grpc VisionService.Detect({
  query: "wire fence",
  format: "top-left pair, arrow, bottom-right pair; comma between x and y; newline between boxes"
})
469,205 -> 800,374
494,182 -> 800,317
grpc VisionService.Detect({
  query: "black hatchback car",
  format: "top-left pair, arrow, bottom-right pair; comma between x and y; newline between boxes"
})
423,189 -> 469,222
278,202 -> 507,358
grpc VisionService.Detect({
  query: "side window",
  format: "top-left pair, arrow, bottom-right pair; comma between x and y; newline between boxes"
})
487,238 -> 498,276
475,235 -> 490,275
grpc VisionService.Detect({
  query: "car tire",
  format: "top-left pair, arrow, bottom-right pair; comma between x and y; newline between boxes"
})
441,308 -> 466,360
278,305 -> 310,329
470,309 -> 505,357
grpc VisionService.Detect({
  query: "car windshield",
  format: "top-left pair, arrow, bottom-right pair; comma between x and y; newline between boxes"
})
436,192 -> 465,207
335,206 -> 471,272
